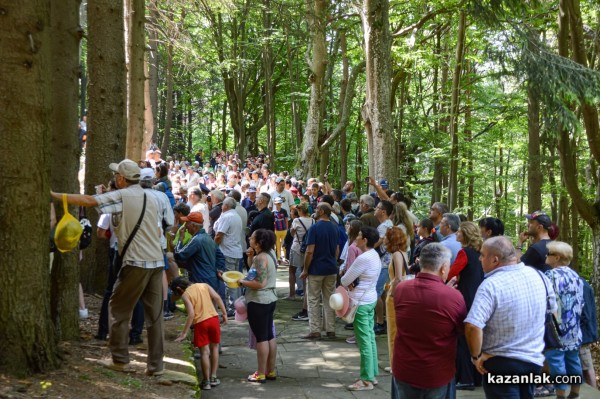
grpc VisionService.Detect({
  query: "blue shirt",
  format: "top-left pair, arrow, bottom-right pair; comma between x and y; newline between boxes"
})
580,278 -> 598,345
306,219 -> 339,276
545,266 -> 584,351
465,262 -> 555,366
174,229 -> 225,291
441,233 -> 461,265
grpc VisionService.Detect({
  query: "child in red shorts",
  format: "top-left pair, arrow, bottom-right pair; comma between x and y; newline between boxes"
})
171,277 -> 227,390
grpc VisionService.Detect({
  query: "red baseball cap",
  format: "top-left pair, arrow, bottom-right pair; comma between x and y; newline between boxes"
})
180,212 -> 204,224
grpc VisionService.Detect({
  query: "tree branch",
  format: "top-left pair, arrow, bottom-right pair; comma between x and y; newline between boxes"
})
392,7 -> 456,38
320,61 -> 365,148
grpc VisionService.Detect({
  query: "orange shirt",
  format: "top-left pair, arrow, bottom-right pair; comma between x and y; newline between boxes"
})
185,283 -> 218,324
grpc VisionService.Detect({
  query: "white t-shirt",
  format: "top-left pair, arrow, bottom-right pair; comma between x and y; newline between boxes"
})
214,209 -> 243,258
98,213 -> 117,249
191,202 -> 210,232
340,248 -> 380,305
290,216 -> 313,253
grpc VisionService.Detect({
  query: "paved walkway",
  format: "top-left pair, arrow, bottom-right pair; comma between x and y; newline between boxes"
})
203,268 -> 599,399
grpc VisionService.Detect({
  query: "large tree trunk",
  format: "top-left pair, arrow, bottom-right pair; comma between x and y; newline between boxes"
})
556,0 -> 600,321
84,0 -> 127,293
300,0 -> 327,179
339,31 -> 349,186
360,0 -> 395,187
161,41 -> 174,154
125,0 -> 146,161
285,24 -> 303,152
49,0 -> 83,341
147,0 -> 159,144
142,57 -> 154,154
527,31 -> 543,213
263,0 -> 276,169
0,0 -> 60,374
431,28 -> 444,204
447,11 -> 466,210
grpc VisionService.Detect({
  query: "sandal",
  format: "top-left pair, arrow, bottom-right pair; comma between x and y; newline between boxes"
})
266,370 -> 277,380
347,380 -> 373,391
247,371 -> 266,383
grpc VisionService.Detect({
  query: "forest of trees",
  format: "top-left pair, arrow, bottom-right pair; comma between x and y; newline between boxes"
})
1,0 -> 599,375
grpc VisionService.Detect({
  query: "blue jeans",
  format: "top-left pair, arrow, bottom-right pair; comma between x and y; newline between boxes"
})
98,248 -> 118,338
545,348 -> 582,391
391,377 -> 454,399
482,356 -> 541,399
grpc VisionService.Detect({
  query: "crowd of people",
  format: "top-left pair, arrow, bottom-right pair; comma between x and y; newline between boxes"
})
50,147 -> 598,398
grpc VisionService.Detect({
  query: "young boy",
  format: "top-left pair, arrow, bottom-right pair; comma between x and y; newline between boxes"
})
273,197 -> 289,264
171,277 -> 228,390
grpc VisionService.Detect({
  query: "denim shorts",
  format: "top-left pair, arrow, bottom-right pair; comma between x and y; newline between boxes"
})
376,268 -> 388,297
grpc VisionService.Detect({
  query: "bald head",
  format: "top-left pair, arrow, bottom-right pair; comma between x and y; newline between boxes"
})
480,236 -> 518,272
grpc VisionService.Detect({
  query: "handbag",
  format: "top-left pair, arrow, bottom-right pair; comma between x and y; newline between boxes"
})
340,273 -> 378,323
114,193 -> 147,271
535,270 -> 563,350
342,297 -> 358,323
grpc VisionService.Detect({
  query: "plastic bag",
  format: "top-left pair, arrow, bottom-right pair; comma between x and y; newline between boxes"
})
54,194 -> 83,252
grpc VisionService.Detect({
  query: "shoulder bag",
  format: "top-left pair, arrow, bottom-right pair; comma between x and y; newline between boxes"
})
342,276 -> 378,323
114,193 -> 147,271
535,270 -> 563,350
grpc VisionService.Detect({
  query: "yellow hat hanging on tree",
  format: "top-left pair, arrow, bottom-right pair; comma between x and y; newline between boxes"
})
54,194 -> 83,252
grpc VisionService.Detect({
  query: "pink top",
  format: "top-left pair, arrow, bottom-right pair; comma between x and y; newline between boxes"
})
346,242 -> 363,270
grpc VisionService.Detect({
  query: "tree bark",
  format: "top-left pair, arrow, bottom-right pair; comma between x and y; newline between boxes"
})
263,0 -> 276,170
339,31 -> 349,186
447,11 -> 466,210
161,40 -> 174,154
84,0 -> 127,293
0,0 -> 60,374
49,0 -> 83,342
285,23 -> 303,152
147,0 -> 159,144
125,0 -> 145,161
556,0 -> 600,320
300,0 -> 327,179
360,0 -> 395,188
527,31 -> 543,213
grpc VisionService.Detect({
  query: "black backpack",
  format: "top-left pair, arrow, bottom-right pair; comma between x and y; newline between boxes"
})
78,206 -> 92,250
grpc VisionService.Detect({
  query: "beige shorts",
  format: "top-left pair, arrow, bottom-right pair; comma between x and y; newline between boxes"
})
579,344 -> 593,370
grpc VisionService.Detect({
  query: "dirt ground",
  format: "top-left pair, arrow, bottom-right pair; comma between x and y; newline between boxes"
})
0,294 -> 198,399
1,293 -> 599,399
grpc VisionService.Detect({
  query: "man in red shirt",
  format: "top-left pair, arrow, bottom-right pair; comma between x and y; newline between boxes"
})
392,243 -> 467,399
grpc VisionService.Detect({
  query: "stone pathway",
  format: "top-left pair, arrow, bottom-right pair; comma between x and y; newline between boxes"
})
200,268 -> 599,399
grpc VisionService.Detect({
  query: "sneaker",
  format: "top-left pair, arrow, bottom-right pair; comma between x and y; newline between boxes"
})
201,380 -> 211,390
346,335 -> 356,344
164,311 -> 174,321
209,376 -> 221,386
98,358 -> 134,373
292,311 -> 309,321
227,309 -> 236,318
374,323 -> 386,335
295,289 -> 304,296
247,371 -> 266,383
129,336 -> 143,345
145,368 -> 165,376
266,370 -> 277,380
279,258 -> 290,266
344,323 -> 354,330
79,308 -> 89,320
